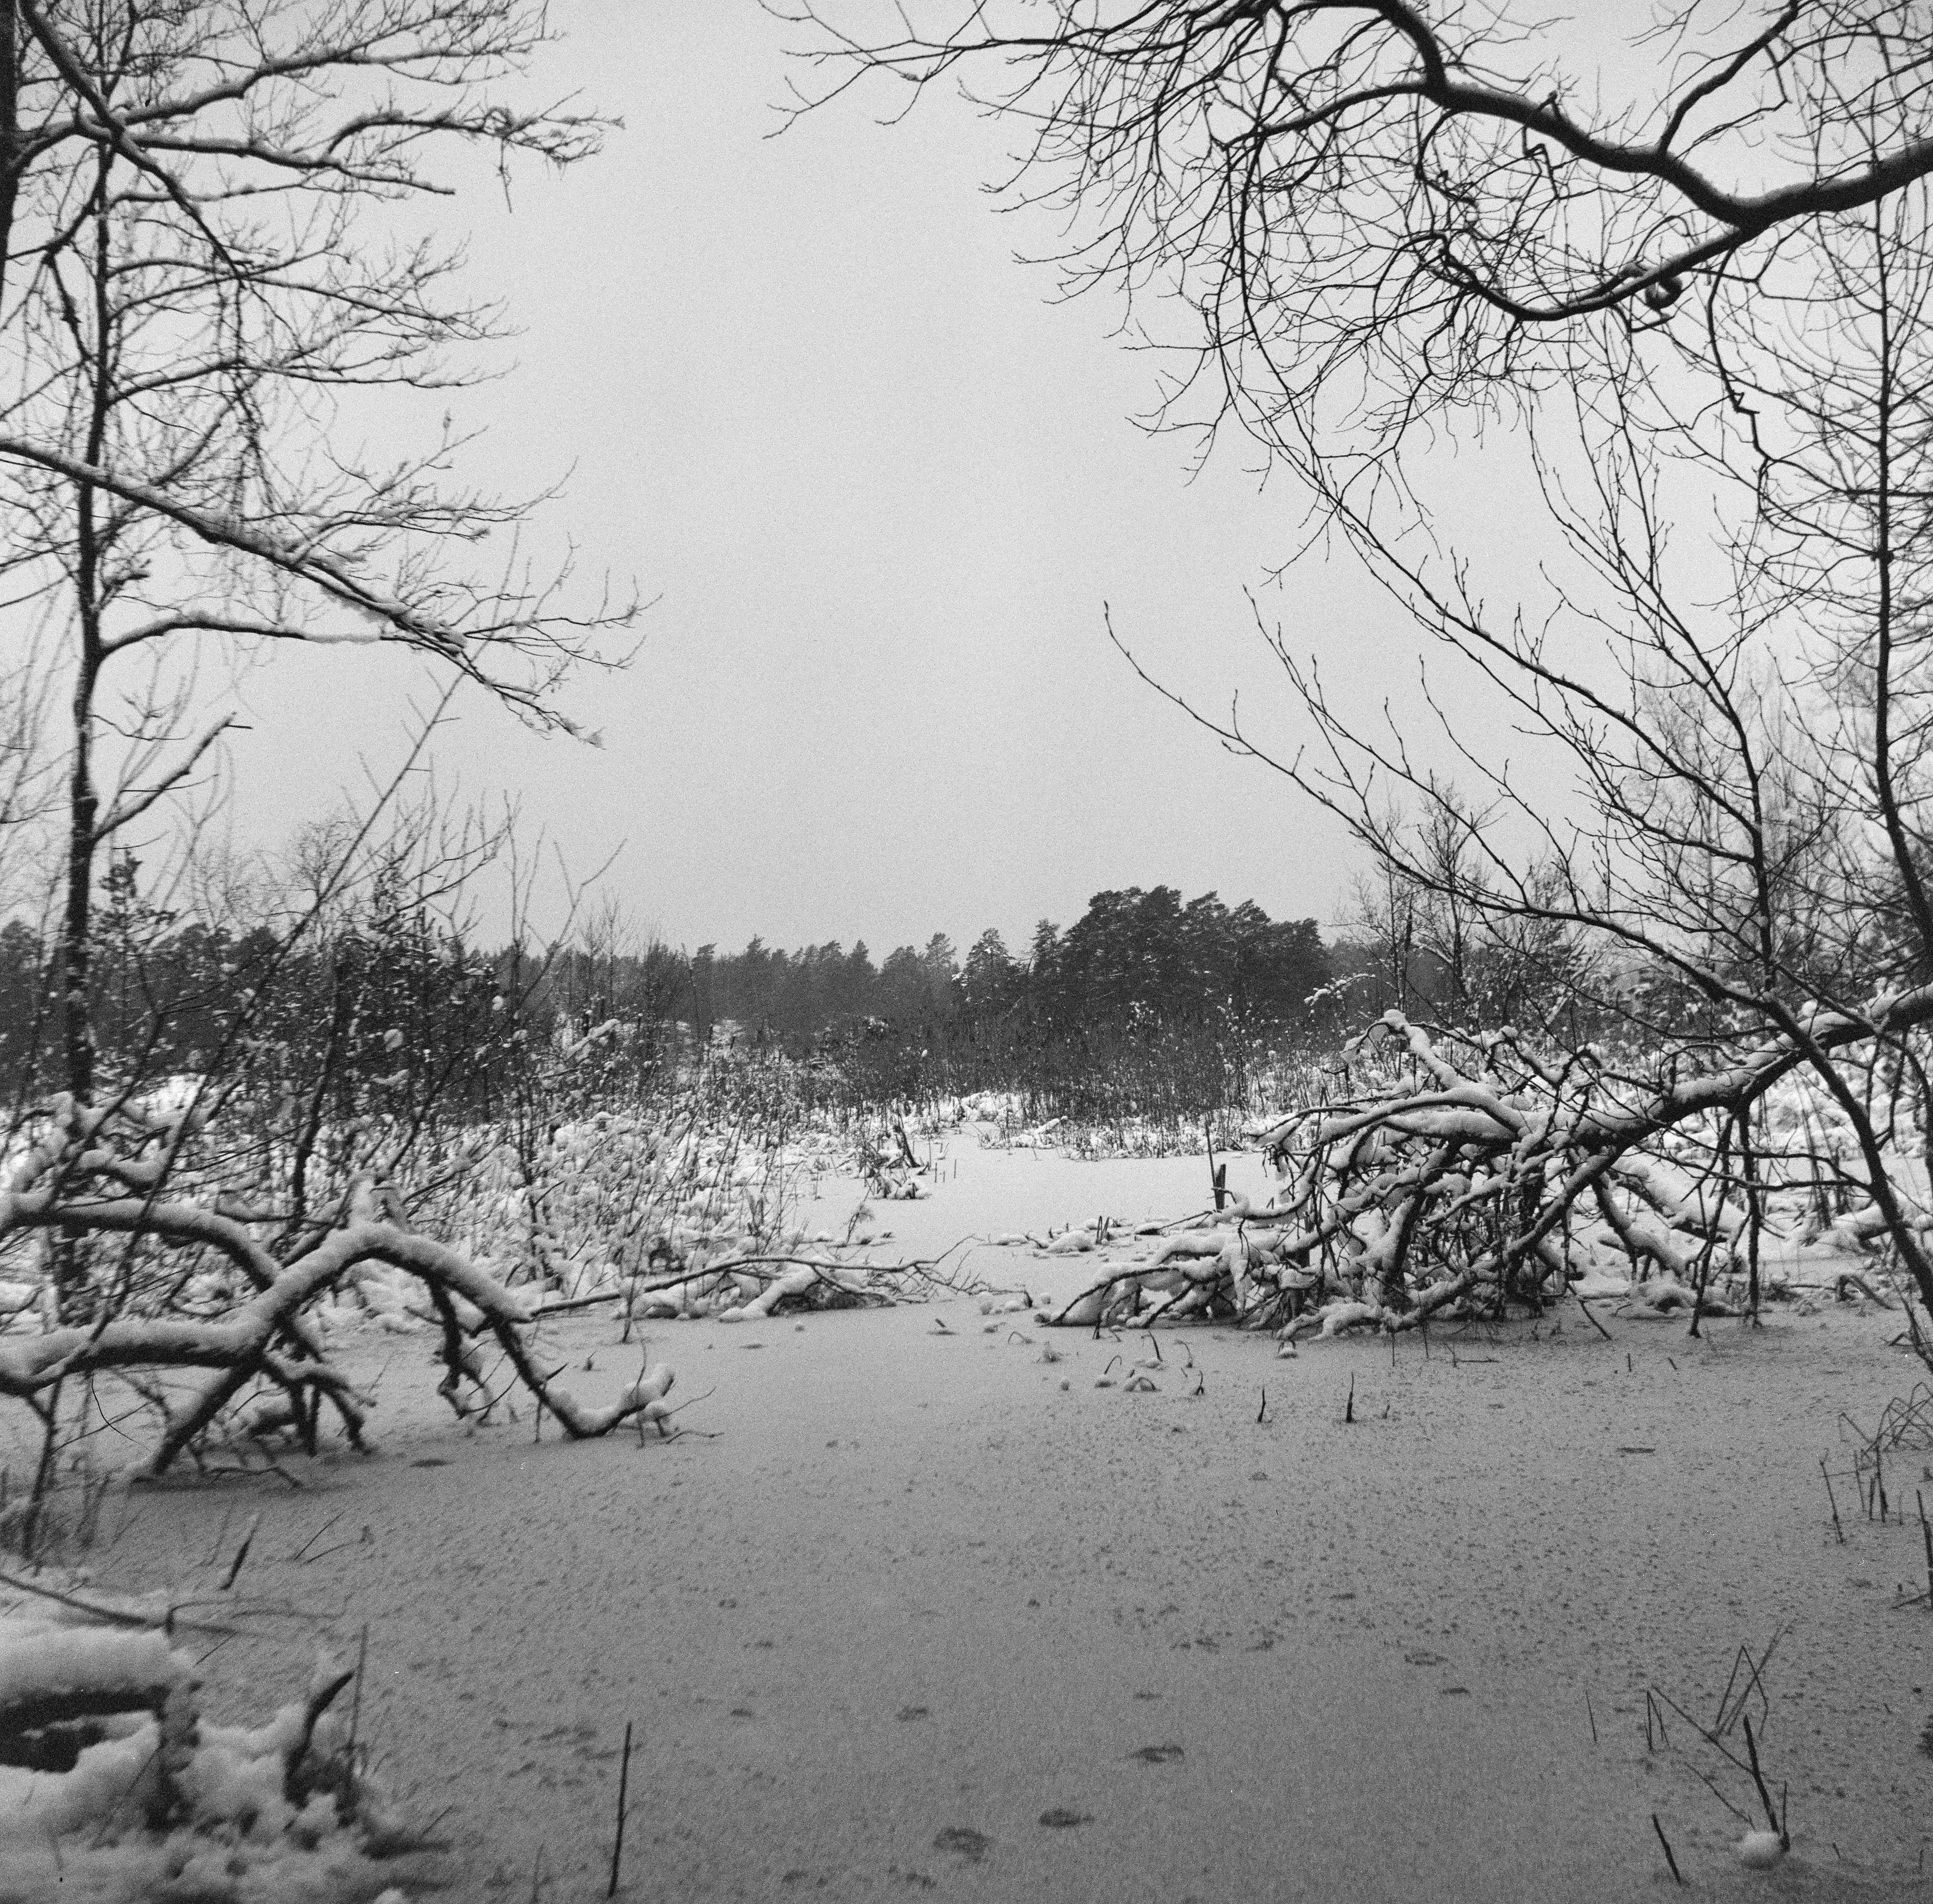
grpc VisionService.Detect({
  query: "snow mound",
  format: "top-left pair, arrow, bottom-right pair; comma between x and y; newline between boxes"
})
0,1585 -> 438,1903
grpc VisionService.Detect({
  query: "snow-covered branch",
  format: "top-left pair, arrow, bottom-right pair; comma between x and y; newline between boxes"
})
1037,1009 -> 1930,1337
0,1134 -> 663,1475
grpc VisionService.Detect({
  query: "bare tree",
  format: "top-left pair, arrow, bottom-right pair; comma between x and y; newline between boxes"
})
0,2 -> 630,1141
798,3 -> 1933,1338
1209,188 -> 1933,1328
788,2 -> 1933,458
0,5 -> 650,1489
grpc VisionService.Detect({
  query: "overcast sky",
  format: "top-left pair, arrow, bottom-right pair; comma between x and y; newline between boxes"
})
221,3 -> 1517,958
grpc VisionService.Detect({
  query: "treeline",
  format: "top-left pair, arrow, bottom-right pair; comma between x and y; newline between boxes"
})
682,877 -> 1626,1118
0,881 -> 1337,1122
0,905 -> 575,1127
696,886 -> 1330,1046
685,887 -> 1337,1120
0,865 -> 1605,1129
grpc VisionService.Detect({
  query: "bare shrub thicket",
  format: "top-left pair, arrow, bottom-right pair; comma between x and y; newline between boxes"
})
0,1 -> 664,1520
0,773 -> 851,1550
798,1 -> 1933,1349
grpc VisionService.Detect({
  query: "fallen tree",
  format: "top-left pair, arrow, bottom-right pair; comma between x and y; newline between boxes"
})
1039,1011 -> 1932,1353
0,1095 -> 670,1483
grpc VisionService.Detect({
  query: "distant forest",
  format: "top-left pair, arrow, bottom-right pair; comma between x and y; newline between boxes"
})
0,881 -> 1341,1124
654,885 -> 1343,1118
2,872 -> 1579,1124
693,887 -> 1331,1048
546,874 -> 1607,1116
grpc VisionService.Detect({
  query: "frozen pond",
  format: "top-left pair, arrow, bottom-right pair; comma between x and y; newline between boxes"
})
800,1130 -> 1277,1278
8,1136 -> 1930,1903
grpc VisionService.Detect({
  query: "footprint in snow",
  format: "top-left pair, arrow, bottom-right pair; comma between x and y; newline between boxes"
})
932,1827 -> 991,1862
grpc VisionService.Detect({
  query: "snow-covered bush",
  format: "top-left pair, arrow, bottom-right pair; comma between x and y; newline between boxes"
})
0,1582 -> 432,1902
0,1090 -> 672,1493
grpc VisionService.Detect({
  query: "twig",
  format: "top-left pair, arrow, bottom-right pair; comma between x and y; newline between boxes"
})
607,1719 -> 633,1897
525,1289 -> 625,1318
1651,1813 -> 1685,1885
1649,1685 -> 1757,1781
1714,1628 -> 1782,1737
1741,1714 -> 1785,1844
1573,1288 -> 1614,1341
1919,1490 -> 1933,1606
284,1667 -> 355,1802
219,1513 -> 262,1591
0,1568 -> 231,1635
285,1511 -> 344,1564
1681,1754 -> 1753,1824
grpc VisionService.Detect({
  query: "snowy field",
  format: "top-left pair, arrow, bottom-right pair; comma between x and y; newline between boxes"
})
4,1142 -> 1931,1902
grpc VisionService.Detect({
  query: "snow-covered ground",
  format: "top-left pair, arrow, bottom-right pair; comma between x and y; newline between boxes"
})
5,1144 -> 1930,1902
